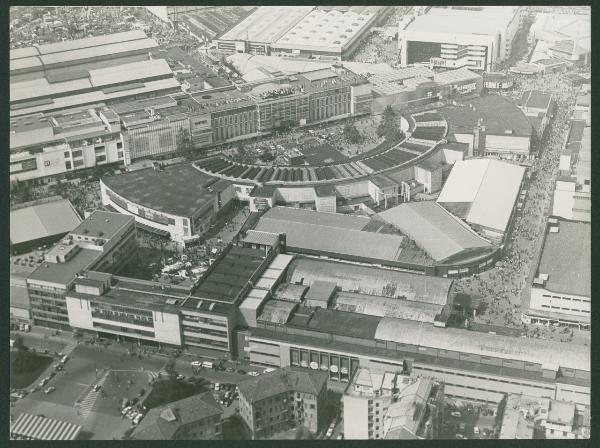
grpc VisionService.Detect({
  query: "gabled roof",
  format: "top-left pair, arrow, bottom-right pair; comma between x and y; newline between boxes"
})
437,159 -> 525,233
376,201 -> 492,262
238,367 -> 328,404
132,392 -> 222,440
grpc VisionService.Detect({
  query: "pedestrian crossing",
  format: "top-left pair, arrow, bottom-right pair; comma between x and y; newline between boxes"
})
75,371 -> 110,420
147,367 -> 169,382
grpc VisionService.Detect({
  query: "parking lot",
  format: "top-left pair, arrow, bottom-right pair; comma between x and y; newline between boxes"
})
440,401 -> 499,439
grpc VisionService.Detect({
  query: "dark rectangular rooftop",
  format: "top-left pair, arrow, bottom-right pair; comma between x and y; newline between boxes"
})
288,308 -> 381,340
71,210 -> 134,240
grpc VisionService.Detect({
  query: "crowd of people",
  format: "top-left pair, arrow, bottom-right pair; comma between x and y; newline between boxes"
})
452,69 -> 586,342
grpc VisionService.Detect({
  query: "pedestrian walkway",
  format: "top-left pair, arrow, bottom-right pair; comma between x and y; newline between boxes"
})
146,365 -> 169,382
75,371 -> 110,420
61,340 -> 79,356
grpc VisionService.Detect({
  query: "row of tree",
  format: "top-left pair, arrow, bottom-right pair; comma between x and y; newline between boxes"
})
377,105 -> 404,142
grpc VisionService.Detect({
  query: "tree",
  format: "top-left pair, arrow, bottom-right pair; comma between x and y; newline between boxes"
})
13,334 -> 26,352
176,127 -> 194,159
165,356 -> 176,377
343,122 -> 362,144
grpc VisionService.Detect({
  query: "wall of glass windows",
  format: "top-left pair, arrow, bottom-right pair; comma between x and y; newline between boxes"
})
290,347 -> 359,383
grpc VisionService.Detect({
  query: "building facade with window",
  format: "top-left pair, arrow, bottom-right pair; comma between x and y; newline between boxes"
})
26,211 -> 136,330
237,367 -> 328,439
10,107 -> 125,186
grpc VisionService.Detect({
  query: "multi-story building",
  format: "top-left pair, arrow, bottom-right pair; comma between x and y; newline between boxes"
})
523,220 -> 590,329
131,392 -> 223,440
237,367 -> 328,439
399,6 -> 523,71
517,90 -> 554,138
545,400 -> 590,439
26,211 -> 136,330
553,119 -> 590,221
100,163 -> 237,246
10,107 -> 125,186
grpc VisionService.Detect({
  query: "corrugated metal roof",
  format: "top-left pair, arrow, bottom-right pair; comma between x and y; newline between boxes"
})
243,230 -> 280,247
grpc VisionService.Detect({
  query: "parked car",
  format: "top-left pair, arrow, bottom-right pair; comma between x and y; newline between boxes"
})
133,413 -> 144,425
214,383 -> 220,391
39,379 -> 48,388
247,371 -> 260,377
455,434 -> 466,439
263,368 -> 276,373
190,361 -> 202,368
451,411 -> 462,417
176,374 -> 185,381
93,384 -> 101,392
44,386 -> 56,394
326,427 -> 334,438
121,406 -> 132,416
225,367 -> 234,373
474,427 -> 480,435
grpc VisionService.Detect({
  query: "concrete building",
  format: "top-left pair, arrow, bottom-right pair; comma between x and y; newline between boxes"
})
26,211 -> 137,330
499,394 -> 550,439
523,220 -> 590,330
10,197 -> 82,254
399,7 -> 523,70
437,159 -> 525,243
237,367 -> 328,439
131,392 -> 223,440
552,120 -> 590,221
10,106 -> 125,185
529,13 -> 590,66
101,163 -> 236,246
343,368 -> 443,440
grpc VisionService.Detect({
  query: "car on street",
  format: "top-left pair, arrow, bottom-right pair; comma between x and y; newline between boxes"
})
451,411 -> 462,417
263,368 -> 276,373
474,427 -> 480,435
133,413 -> 144,425
176,374 -> 185,380
39,379 -> 48,388
190,361 -> 202,368
30,385 -> 40,394
326,427 -> 334,438
456,434 -> 466,439
122,406 -> 131,416
44,387 -> 56,394
225,367 -> 234,373
93,384 -> 101,392
247,371 -> 260,377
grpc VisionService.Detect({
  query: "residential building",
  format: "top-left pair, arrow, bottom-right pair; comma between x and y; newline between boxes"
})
131,392 -> 223,440
237,367 -> 328,439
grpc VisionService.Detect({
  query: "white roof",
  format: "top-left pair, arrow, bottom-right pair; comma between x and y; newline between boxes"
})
437,159 -> 525,233
274,7 -> 379,53
219,6 -> 314,44
374,317 -> 590,372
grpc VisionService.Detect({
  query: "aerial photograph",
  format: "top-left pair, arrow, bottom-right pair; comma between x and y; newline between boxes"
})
8,4 -> 590,441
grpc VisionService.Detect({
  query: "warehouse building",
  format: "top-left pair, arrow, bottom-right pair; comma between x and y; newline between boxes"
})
10,197 -> 82,254
399,6 -> 523,71
437,158 -> 525,243
522,220 -> 590,330
271,6 -> 386,60
10,106 -> 125,185
100,164 -> 236,246
376,201 -> 499,276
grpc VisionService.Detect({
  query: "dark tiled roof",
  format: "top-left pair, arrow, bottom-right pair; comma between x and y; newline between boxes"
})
238,367 -> 327,404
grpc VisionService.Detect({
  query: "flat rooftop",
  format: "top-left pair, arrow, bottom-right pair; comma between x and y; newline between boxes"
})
10,198 -> 82,245
274,7 -> 382,53
69,277 -> 189,313
440,95 -> 533,138
536,220 -> 590,297
219,6 -> 313,44
28,247 -> 101,286
405,6 -> 519,37
288,307 -> 381,340
191,245 -> 266,304
102,164 -> 224,218
71,210 -> 133,240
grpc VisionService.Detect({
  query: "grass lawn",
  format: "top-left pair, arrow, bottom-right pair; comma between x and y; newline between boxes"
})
10,350 -> 53,389
143,378 -> 210,409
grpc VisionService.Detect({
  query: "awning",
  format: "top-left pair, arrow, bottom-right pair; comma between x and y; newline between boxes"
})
135,221 -> 170,238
